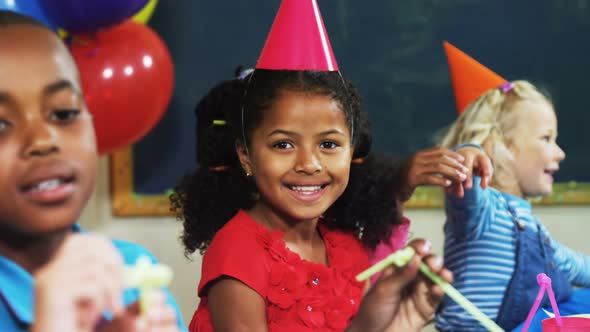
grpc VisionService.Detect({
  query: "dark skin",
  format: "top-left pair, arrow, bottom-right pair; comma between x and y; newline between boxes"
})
207,91 -> 453,331
347,239 -> 452,332
0,25 -> 96,273
0,24 -> 178,332
238,92 -> 354,266
449,146 -> 493,197
398,146 -> 493,203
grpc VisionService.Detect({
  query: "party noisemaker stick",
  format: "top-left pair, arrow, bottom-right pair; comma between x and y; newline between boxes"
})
356,247 -> 505,332
125,255 -> 173,314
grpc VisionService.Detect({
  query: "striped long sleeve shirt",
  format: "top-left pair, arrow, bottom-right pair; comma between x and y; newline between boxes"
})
435,177 -> 590,331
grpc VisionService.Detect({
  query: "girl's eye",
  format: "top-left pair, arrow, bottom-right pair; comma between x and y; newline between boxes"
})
50,109 -> 80,123
542,135 -> 552,142
273,141 -> 293,149
0,119 -> 10,133
320,141 -> 339,149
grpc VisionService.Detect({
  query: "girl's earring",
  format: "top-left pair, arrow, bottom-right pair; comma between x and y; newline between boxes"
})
241,164 -> 252,177
355,222 -> 365,240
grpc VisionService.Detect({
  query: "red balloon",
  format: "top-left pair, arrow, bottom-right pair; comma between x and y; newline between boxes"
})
69,21 -> 174,154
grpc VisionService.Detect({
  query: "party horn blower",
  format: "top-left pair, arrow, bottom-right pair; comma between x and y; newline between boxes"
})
356,247 -> 505,332
125,255 -> 173,314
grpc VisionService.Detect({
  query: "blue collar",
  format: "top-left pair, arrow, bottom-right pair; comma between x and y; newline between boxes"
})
0,224 -> 82,325
501,191 -> 533,210
500,191 -> 534,222
0,254 -> 34,325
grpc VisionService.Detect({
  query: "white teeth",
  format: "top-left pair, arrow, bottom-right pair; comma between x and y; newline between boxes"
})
290,185 -> 322,194
31,179 -> 62,192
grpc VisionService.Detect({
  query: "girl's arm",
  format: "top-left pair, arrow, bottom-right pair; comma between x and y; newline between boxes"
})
445,145 -> 494,239
544,225 -> 590,287
207,277 -> 268,332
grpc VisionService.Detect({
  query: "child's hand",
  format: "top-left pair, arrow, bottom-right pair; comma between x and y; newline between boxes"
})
98,289 -> 180,332
32,234 -> 125,332
452,146 -> 494,197
349,239 -> 452,332
399,147 -> 469,202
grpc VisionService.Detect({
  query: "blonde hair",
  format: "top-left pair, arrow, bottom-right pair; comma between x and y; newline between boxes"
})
439,80 -> 552,192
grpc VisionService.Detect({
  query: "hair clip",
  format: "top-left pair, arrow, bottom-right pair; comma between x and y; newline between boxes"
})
237,68 -> 254,80
212,119 -> 226,126
351,158 -> 365,164
209,165 -> 229,172
499,81 -> 515,93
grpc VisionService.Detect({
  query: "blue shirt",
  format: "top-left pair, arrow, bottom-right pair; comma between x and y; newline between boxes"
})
0,225 -> 188,332
435,177 -> 590,331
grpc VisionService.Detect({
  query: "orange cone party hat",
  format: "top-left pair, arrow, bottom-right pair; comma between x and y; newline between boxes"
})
444,41 -> 508,114
256,0 -> 338,71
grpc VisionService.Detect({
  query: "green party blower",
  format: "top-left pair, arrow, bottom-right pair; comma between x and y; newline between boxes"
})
125,255 -> 173,314
356,247 -> 505,332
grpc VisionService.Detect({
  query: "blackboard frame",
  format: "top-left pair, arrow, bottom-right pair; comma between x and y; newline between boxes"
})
112,148 -> 170,216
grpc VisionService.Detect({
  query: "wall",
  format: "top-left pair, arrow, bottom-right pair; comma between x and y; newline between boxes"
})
80,157 -> 590,330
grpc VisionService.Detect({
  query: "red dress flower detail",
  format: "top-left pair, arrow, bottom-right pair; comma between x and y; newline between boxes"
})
268,261 -> 306,309
258,223 -> 368,330
190,211 -> 369,332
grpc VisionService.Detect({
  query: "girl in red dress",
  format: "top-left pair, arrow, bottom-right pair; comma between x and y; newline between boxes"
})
170,1 -> 457,331
173,67 -> 464,332
172,67 -> 452,332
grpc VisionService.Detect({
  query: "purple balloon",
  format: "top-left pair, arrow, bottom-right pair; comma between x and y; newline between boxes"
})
40,0 -> 148,32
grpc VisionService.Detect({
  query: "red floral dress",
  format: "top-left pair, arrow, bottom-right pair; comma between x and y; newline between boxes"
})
189,210 -> 369,332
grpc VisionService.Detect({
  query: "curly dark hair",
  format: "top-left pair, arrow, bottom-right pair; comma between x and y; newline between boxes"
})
171,68 -> 404,256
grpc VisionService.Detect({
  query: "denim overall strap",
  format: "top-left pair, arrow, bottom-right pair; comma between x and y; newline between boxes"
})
495,205 -> 572,331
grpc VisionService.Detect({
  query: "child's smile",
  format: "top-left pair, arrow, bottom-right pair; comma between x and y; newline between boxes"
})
285,182 -> 329,203
19,161 -> 77,205
239,90 -> 353,222
288,184 -> 328,202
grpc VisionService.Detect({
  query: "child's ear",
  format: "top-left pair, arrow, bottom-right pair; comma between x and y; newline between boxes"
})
482,138 -> 495,157
502,137 -> 518,157
235,140 -> 253,176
